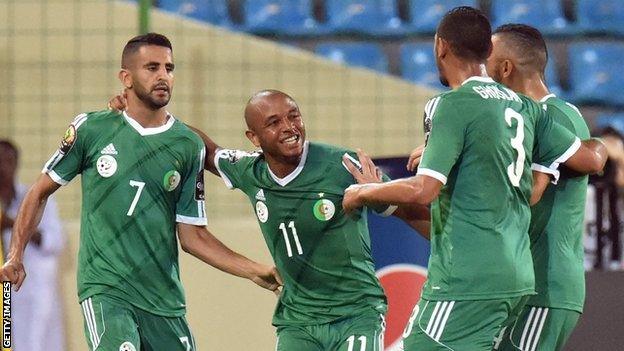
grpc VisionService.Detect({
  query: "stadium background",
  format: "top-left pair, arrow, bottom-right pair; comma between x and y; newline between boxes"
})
0,0 -> 622,350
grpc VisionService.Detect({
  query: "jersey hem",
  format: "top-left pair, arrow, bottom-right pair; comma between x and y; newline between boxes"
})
531,163 -> 560,184
176,214 -> 207,226
44,170 -> 69,186
525,301 -> 583,314
422,287 -> 536,301
417,167 -> 447,185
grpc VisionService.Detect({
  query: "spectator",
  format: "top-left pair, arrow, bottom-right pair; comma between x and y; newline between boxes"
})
0,139 -> 66,351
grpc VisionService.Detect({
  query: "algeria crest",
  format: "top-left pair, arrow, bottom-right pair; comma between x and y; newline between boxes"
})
59,124 -> 76,154
119,342 -> 137,351
163,170 -> 181,191
256,201 -> 269,223
313,199 -> 335,221
96,155 -> 117,178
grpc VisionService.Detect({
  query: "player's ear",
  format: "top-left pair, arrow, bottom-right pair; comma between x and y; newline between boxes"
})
435,36 -> 448,59
501,59 -> 514,79
118,69 -> 132,89
245,130 -> 261,148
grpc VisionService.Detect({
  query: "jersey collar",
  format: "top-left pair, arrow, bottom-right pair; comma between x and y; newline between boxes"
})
539,93 -> 557,103
123,111 -> 175,136
267,141 -> 310,187
461,76 -> 495,85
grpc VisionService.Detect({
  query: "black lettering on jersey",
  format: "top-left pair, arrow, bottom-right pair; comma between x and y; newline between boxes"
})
194,170 -> 205,201
223,149 -> 260,164
423,111 -> 432,146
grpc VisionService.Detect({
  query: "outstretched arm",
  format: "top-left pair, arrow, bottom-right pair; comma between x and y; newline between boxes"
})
185,125 -> 221,176
177,223 -> 282,295
564,138 -> 607,175
1,174 -> 60,290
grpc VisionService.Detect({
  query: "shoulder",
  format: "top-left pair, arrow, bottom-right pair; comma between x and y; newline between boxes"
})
424,91 -> 454,119
215,148 -> 262,166
307,142 -> 360,175
171,120 -> 205,148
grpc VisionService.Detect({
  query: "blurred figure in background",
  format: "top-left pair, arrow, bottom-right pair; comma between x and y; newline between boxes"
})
0,139 -> 66,351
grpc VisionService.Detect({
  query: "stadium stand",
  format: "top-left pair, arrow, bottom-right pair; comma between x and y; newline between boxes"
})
577,0 -> 624,36
407,0 -> 478,34
315,42 -> 389,73
241,0 -> 325,36
325,0 -> 406,36
569,43 -> 624,106
157,0 -> 234,27
491,0 -> 574,35
400,42 -> 446,90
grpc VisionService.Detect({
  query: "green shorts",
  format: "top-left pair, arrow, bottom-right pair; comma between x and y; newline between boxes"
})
276,309 -> 386,351
493,305 -> 581,351
402,296 -> 529,351
80,294 -> 195,351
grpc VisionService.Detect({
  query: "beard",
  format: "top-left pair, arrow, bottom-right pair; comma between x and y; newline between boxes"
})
134,82 -> 171,110
439,74 -> 449,87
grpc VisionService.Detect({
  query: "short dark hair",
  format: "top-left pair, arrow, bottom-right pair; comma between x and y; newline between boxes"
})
493,24 -> 548,75
0,139 -> 19,160
121,32 -> 173,68
437,6 -> 492,62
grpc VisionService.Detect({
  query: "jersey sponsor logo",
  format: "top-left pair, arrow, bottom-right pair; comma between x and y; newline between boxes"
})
255,201 -> 269,223
96,155 -> 117,178
255,189 -> 266,201
163,170 -> 181,192
313,199 -> 335,221
194,171 -> 205,201
119,341 -> 137,351
100,143 -> 118,155
59,124 -> 76,154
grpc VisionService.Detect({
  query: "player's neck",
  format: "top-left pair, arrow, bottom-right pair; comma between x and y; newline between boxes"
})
265,154 -> 301,179
447,60 -> 489,89
517,74 -> 550,102
125,97 -> 169,128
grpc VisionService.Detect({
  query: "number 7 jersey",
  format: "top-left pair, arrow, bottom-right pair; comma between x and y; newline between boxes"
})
215,142 -> 387,327
43,110 -> 207,316
417,77 -> 580,301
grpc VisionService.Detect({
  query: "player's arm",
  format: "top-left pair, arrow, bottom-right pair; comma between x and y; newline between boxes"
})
530,170 -> 550,206
1,174 -> 60,290
344,175 -> 442,210
184,125 -> 221,176
177,223 -> 282,294
343,150 -> 431,239
562,138 -> 607,175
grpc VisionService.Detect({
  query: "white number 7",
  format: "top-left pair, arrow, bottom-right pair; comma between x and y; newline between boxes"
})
127,180 -> 146,216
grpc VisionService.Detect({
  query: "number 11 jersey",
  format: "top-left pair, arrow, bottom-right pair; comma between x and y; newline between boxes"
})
43,110 -> 206,317
417,77 -> 580,301
215,142 -> 387,327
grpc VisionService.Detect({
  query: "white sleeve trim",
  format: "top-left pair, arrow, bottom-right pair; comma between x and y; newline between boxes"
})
214,149 -> 235,189
416,168 -> 447,185
375,205 -> 398,217
44,170 -> 69,186
176,215 -> 207,226
531,163 -> 560,184
549,137 -> 581,169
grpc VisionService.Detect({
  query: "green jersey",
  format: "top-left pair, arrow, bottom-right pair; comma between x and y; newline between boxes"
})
215,142 -> 388,326
43,110 -> 206,316
528,94 -> 590,313
417,77 -> 580,301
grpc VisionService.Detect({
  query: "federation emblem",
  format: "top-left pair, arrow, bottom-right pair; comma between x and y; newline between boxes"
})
59,124 -> 76,154
255,201 -> 269,223
163,170 -> 181,192
313,199 -> 335,221
119,341 -> 137,351
96,155 -> 117,178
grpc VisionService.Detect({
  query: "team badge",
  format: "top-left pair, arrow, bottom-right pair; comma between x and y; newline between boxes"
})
59,124 -> 76,154
256,201 -> 269,223
195,171 -> 205,201
119,342 -> 137,351
313,199 -> 335,221
96,155 -> 117,178
163,170 -> 181,191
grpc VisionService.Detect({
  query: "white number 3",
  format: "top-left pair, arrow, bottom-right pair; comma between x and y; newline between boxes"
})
505,108 -> 525,187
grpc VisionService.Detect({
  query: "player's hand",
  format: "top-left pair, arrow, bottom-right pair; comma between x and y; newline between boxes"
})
343,149 -> 382,184
107,90 -> 128,112
407,144 -> 425,172
343,184 -> 366,214
0,258 -> 26,291
251,264 -> 283,297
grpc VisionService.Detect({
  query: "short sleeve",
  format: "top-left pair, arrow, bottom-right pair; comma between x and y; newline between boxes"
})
176,143 -> 208,226
532,106 -> 580,183
417,97 -> 465,185
214,148 -> 259,190
42,113 -> 89,185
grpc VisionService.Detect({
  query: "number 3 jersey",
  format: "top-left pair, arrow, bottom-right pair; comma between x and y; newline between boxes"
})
43,110 -> 207,317
215,142 -> 387,326
417,77 -> 580,301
